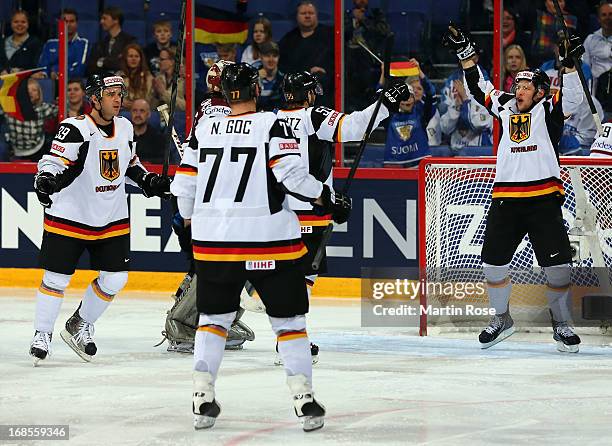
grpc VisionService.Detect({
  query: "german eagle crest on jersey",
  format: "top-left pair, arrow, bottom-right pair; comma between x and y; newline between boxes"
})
100,150 -> 119,181
509,113 -> 531,143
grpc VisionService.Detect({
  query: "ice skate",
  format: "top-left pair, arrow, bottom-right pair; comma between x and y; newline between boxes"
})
60,307 -> 97,362
166,340 -> 194,354
479,311 -> 515,349
275,342 -> 319,365
193,371 -> 221,430
551,311 -> 580,353
30,331 -> 52,366
287,374 -> 325,432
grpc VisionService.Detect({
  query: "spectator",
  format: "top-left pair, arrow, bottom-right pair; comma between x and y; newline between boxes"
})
37,8 -> 89,80
256,41 -> 284,111
439,55 -> 493,152
531,0 -> 577,66
151,47 -> 186,111
0,10 -> 42,74
5,78 -> 58,161
344,0 -> 390,112
66,78 -> 91,117
131,99 -> 165,164
87,6 -> 136,75
144,19 -> 177,76
119,43 -> 154,110
584,1 -> 612,121
241,17 -> 273,69
383,60 -> 436,167
502,8 -> 531,53
541,38 -> 603,154
279,1 -> 334,107
216,43 -> 238,64
503,44 -> 528,92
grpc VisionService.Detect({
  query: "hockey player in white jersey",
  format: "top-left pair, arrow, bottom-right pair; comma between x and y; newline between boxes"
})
30,73 -> 171,365
171,63 -> 351,431
590,122 -> 612,157
272,71 -> 409,364
444,25 -> 585,352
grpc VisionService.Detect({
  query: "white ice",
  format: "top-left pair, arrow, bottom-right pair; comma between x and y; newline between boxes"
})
2,288 -> 612,446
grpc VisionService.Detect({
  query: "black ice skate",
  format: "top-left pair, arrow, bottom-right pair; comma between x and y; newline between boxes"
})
479,311 -> 515,349
193,371 -> 221,430
288,374 -> 325,432
551,311 -> 580,353
274,342 -> 319,365
60,307 -> 97,362
30,331 -> 52,366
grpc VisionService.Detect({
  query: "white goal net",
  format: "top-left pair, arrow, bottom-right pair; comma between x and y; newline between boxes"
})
418,157 -> 612,335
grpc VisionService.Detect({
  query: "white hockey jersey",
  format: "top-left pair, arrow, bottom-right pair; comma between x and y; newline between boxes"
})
590,123 -> 612,157
38,114 -> 146,239
170,111 -> 323,262
276,102 -> 388,233
465,66 -> 583,200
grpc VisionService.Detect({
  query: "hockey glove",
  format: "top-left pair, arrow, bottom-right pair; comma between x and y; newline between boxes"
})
558,34 -> 584,69
381,83 -> 413,113
442,23 -> 476,61
313,184 -> 352,225
34,172 -> 58,208
141,173 -> 172,199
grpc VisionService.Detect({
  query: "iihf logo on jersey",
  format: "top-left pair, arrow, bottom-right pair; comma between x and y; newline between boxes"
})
100,149 -> 120,181
509,113 -> 531,143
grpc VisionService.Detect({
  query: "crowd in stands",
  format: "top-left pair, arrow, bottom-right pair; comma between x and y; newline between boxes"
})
0,0 -> 610,166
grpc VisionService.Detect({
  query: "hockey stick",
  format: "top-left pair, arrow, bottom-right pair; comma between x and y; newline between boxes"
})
355,36 -> 383,64
311,33 -> 394,271
157,104 -> 184,159
161,0 -> 187,177
551,0 -> 604,135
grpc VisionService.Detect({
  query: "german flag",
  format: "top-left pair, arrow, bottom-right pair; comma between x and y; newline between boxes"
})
390,61 -> 419,78
43,215 -> 130,240
195,5 -> 248,45
192,238 -> 307,261
0,68 -> 43,121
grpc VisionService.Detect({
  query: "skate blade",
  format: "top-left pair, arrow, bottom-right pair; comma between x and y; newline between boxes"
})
194,415 -> 217,430
301,416 -> 324,432
480,326 -> 516,349
60,329 -> 93,363
275,355 -> 318,366
311,354 -> 319,365
556,341 -> 579,353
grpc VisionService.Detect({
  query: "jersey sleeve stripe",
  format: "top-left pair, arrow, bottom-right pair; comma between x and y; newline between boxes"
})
552,90 -> 561,105
50,153 -> 76,165
334,115 -> 346,142
176,165 -> 198,176
268,153 -> 298,168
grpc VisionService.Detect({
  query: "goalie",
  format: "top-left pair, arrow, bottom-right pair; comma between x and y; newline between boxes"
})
157,61 -> 262,353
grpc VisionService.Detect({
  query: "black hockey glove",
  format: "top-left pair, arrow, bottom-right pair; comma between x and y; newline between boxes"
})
313,184 -> 352,225
558,34 -> 584,69
141,173 -> 172,199
442,23 -> 476,61
381,83 -> 412,113
34,172 -> 58,208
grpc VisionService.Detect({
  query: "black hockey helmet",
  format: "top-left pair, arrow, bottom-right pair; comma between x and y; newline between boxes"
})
512,69 -> 551,96
282,71 -> 323,104
85,71 -> 127,101
220,62 -> 259,102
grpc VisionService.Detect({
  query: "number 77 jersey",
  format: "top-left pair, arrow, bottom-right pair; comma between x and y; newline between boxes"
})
170,111 -> 323,262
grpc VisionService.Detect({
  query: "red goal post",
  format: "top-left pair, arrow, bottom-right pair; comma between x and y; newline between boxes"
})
418,156 -> 612,336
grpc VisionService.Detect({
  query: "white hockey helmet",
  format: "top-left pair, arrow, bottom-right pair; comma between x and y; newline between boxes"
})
207,60 -> 235,93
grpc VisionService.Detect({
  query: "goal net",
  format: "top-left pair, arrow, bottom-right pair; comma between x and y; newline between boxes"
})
418,157 -> 612,336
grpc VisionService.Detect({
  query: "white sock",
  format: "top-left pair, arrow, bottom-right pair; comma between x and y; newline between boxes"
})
305,274 -> 317,299
547,284 -> 572,322
277,330 -> 312,384
35,282 -> 65,333
79,279 -> 113,324
487,278 -> 512,314
193,325 -> 227,381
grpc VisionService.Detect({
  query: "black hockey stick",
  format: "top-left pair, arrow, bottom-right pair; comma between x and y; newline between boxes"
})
551,0 -> 603,135
311,33 -> 394,271
162,0 -> 187,177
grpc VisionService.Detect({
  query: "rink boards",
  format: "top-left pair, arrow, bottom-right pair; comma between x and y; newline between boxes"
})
0,164 -> 419,294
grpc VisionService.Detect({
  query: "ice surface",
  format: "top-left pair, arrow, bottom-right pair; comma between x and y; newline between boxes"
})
2,289 -> 612,445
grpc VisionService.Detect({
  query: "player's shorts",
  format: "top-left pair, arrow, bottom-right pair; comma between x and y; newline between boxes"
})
301,233 -> 327,276
39,231 -> 130,275
481,197 -> 572,267
195,260 -> 309,318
